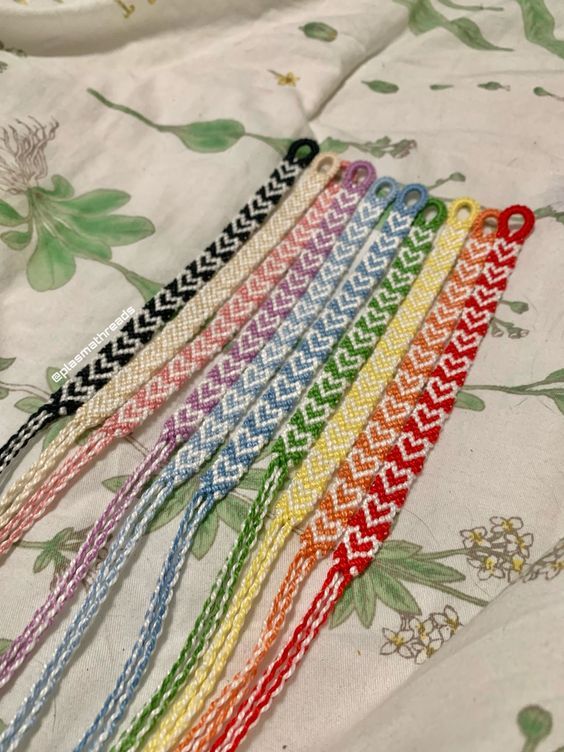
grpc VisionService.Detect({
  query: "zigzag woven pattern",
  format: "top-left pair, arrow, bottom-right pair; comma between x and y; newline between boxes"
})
0,139 -> 318,478
0,156 -> 342,556
166,196 -> 478,752
0,146 -> 328,531
72,166 -> 398,752
0,161 -> 377,752
114,181 -> 431,752
0,159 -> 362,696
210,205 -> 536,752
191,208 -> 498,750
0,156 -> 339,686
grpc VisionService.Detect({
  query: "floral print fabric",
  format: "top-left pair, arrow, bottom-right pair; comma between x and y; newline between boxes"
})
0,1 -> 563,749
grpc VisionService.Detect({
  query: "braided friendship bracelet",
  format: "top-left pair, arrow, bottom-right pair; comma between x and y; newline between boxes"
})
0,157 -> 354,694
0,156 -> 342,557
166,196 -> 477,752
212,205 -> 536,752
0,160 -> 374,752
71,163 -> 383,752
193,207 -> 499,751
114,179 -> 428,752
0,146 -> 328,531
0,139 -> 318,479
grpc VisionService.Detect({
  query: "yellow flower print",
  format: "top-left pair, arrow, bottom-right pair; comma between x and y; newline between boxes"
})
268,70 -> 300,87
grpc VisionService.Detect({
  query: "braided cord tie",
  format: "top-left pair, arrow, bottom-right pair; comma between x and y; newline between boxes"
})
0,139 -> 318,478
114,182 -> 431,752
0,147 -> 328,529
193,207 -> 499,751
0,161 -> 375,752
0,157 -> 342,556
212,205 -> 536,752
165,196 -> 478,752
70,164 -> 386,752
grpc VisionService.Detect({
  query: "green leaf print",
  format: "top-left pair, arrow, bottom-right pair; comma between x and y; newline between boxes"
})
42,415 -> 72,449
102,475 -> 129,493
534,86 -> 564,102
115,266 -> 161,300
0,357 -> 15,371
478,81 -> 510,90
26,225 -> 77,291
14,395 -> 46,414
535,205 -> 564,224
363,79 -> 399,94
1,228 -> 32,251
502,299 -> 529,315
61,189 -> 131,214
216,495 -> 250,531
18,526 -> 90,587
370,567 -> 421,615
330,585 -> 355,628
163,121 -> 247,153
319,137 -> 349,154
395,0 -> 512,51
192,510 -> 220,560
352,573 -> 377,628
0,119 -> 158,298
517,705 -> 553,751
455,391 -> 486,411
378,540 -> 422,560
300,22 -> 338,42
46,367 -> 60,393
430,83 -> 454,90
37,174 -> 74,199
514,0 -> 564,62
0,200 -> 25,226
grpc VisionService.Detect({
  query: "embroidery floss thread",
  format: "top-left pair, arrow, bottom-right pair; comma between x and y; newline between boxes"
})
0,158 -> 365,694
188,208 -> 499,751
0,139 -> 318,478
209,205 -> 535,752
160,197 -> 479,752
114,183 -> 433,752
0,156 -> 342,555
0,161 -> 377,752
0,143 -> 327,530
74,170 -> 409,752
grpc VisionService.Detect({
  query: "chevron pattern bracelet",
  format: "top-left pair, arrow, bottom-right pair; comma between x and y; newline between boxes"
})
0,158 -> 361,694
114,179 -> 430,752
0,161 -> 375,752
72,164 -> 387,752
0,144 -> 327,532
190,207 -> 500,751
0,155 -> 342,556
164,195 -> 477,752
0,139 -> 318,479
209,205 -> 535,752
